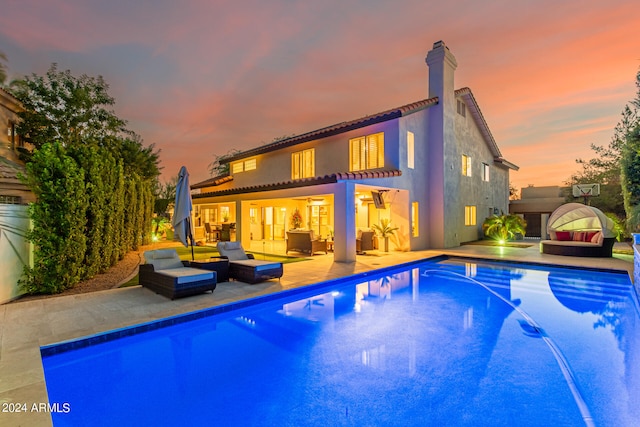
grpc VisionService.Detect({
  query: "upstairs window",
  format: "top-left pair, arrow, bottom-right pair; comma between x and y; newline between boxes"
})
231,158 -> 257,174
407,131 -> 415,169
462,154 -> 472,177
291,148 -> 315,180
350,132 -> 384,171
482,163 -> 490,182
457,100 -> 466,117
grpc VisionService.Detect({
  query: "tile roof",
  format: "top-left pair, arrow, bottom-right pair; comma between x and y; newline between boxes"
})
0,87 -> 23,111
191,174 -> 233,190
222,97 -> 439,163
0,156 -> 26,182
192,169 -> 402,199
455,87 -> 518,170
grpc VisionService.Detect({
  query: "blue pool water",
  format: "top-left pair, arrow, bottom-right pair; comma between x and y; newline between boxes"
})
42,257 -> 640,426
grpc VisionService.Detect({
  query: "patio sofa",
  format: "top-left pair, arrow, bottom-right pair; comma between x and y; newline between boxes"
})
217,242 -> 283,284
286,230 -> 327,255
540,231 -> 615,257
139,249 -> 217,299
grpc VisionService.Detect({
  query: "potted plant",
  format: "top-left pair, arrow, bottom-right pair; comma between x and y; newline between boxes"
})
372,218 -> 399,252
290,208 -> 303,229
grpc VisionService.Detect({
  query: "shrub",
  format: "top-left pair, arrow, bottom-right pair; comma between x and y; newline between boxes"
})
482,214 -> 527,241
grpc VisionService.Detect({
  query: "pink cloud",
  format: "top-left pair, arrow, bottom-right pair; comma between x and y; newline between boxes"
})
2,0 -> 639,190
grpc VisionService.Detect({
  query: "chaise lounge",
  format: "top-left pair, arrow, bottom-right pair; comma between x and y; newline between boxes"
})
217,242 -> 283,284
139,249 -> 217,299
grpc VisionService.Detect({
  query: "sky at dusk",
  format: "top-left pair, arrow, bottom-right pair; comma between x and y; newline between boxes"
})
1,0 -> 639,192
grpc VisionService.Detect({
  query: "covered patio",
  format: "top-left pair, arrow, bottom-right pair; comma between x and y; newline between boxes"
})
191,174 -> 411,262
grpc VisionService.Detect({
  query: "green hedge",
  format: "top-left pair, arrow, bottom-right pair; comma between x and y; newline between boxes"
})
20,142 -> 155,294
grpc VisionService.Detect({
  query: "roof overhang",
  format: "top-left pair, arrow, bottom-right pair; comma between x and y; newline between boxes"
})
192,169 -> 402,199
455,88 -> 518,171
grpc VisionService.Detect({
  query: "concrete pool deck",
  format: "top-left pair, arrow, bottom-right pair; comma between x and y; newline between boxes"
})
0,240 -> 634,426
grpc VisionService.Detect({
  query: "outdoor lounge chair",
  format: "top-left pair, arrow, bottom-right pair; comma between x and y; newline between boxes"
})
139,249 -> 217,299
217,241 -> 283,284
356,230 -> 377,253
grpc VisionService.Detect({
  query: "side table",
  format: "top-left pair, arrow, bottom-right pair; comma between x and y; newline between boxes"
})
188,258 -> 230,283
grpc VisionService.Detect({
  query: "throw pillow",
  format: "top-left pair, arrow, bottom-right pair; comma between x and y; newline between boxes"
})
573,231 -> 585,242
556,231 -> 571,241
590,231 -> 602,244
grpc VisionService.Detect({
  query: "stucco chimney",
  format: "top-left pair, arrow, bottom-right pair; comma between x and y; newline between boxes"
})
425,40 -> 458,100
425,41 -> 458,248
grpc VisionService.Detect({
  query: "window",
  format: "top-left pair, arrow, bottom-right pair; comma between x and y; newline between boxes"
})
411,202 -> 419,237
231,158 -> 257,174
462,155 -> 472,177
0,195 -> 22,204
291,148 -> 315,180
457,100 -> 466,117
482,163 -> 490,182
407,131 -> 415,169
244,158 -> 256,171
232,162 -> 243,174
464,205 -> 476,226
349,132 -> 384,171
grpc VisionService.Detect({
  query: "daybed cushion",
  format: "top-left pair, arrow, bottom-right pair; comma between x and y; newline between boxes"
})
556,231 -> 572,241
541,240 -> 601,247
217,242 -> 248,260
144,249 -> 184,270
231,259 -> 282,272
585,231 -> 598,242
155,267 -> 214,284
591,231 -> 603,245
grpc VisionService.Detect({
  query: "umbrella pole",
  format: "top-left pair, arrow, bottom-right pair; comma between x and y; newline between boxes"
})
187,216 -> 195,260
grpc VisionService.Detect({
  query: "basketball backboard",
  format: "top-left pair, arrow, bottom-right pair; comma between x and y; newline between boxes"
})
572,184 -> 600,198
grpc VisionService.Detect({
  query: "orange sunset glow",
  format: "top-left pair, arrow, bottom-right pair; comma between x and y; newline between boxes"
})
1,1 -> 638,192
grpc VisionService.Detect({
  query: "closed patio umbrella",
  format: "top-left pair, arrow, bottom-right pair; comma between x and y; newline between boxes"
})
173,166 -> 195,260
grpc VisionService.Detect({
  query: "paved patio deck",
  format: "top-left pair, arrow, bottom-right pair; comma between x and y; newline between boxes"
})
0,240 -> 634,426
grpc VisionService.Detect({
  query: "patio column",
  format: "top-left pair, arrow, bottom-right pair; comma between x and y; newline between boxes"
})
334,181 -> 356,262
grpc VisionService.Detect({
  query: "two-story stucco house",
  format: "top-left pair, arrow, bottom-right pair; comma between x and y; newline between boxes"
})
191,41 -> 518,262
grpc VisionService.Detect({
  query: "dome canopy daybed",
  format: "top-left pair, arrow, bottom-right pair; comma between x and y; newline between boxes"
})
547,203 -> 616,237
541,203 -> 616,257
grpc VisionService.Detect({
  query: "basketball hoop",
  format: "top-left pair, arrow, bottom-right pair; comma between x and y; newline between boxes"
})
572,184 -> 600,205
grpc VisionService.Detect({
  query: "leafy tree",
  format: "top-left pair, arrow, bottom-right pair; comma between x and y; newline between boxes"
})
618,71 -> 640,232
115,134 -> 160,180
568,70 -> 640,218
11,64 -> 128,148
0,50 -> 7,85
153,175 -> 178,216
13,65 -> 160,293
482,214 -> 527,241
621,125 -> 640,232
208,148 -> 241,176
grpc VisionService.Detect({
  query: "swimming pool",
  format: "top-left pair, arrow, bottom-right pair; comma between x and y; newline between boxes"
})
41,257 -> 640,426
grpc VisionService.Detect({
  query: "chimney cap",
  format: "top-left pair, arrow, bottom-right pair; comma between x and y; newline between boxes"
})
433,40 -> 446,49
